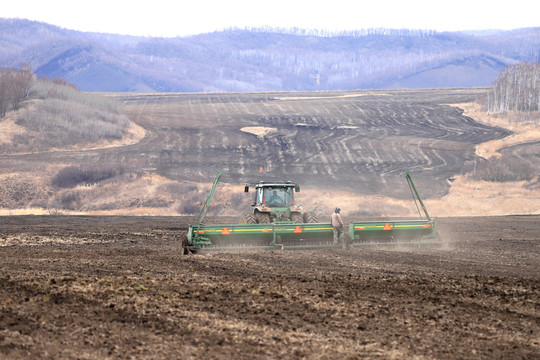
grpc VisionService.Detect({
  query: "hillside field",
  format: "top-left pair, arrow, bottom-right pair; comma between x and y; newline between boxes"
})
0,87 -> 538,217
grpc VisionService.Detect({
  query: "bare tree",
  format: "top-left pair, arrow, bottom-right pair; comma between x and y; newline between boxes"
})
0,64 -> 34,117
488,62 -> 540,116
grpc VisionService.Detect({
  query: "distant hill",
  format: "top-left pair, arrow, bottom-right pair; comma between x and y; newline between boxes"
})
1,19 -> 540,92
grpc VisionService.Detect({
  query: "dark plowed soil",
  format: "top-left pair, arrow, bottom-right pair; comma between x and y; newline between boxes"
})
2,88 -> 512,201
0,215 -> 539,359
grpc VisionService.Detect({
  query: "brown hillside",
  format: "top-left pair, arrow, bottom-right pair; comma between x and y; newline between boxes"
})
0,88 -> 538,217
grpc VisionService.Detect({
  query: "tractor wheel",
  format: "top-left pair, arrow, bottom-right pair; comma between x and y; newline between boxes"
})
255,212 -> 271,223
290,212 -> 304,223
303,211 -> 318,223
241,212 -> 257,224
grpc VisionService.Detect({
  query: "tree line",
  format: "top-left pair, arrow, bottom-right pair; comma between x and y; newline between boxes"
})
231,26 -> 438,38
487,62 -> 540,115
0,64 -> 34,118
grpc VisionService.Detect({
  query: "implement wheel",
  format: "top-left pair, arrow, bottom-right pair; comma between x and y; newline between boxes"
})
241,212 -> 257,224
342,233 -> 351,250
181,233 -> 190,255
303,212 -> 318,223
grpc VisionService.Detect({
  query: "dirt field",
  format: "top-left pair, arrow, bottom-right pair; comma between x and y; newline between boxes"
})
0,215 -> 538,359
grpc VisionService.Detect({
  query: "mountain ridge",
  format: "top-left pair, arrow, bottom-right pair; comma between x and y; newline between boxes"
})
1,18 -> 539,92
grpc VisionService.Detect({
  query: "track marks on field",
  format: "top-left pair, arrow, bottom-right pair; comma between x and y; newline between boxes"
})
15,89 -> 509,198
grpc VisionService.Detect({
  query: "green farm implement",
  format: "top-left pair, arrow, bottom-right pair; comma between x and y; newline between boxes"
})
183,171 -> 438,253
346,171 -> 438,246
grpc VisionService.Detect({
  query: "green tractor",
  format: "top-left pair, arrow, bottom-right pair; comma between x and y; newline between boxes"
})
241,181 -> 318,224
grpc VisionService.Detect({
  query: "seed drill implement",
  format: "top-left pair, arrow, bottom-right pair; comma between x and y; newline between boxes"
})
346,171 -> 437,246
184,171 -> 438,252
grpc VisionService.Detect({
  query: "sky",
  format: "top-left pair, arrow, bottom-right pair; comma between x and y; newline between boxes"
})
2,0 -> 539,37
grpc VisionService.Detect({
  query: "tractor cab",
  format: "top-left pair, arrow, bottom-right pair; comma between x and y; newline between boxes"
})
258,185 -> 293,207
246,182 -> 299,208
244,181 -> 306,223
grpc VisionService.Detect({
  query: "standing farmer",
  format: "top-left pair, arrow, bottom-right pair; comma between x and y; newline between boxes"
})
331,207 -> 344,245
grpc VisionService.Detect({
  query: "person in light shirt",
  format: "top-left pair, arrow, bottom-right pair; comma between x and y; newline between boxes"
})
331,207 -> 344,244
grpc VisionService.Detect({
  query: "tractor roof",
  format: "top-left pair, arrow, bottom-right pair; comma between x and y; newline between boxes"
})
255,182 -> 296,188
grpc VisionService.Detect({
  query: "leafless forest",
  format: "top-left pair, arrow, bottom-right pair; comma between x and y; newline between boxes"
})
487,62 -> 540,114
0,64 -> 33,118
